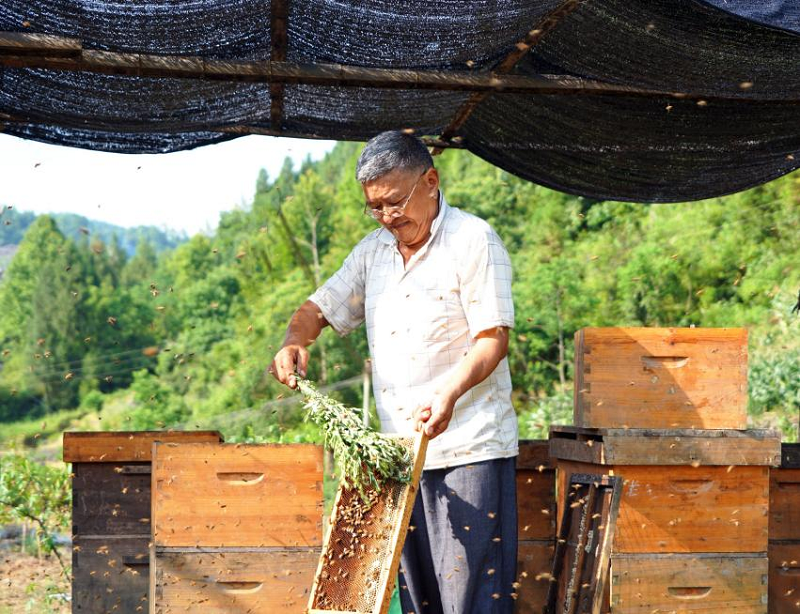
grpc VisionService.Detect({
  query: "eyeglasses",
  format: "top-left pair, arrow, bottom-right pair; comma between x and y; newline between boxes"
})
364,170 -> 427,221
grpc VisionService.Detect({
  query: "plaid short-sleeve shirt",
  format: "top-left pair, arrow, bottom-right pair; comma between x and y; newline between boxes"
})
309,192 -> 517,469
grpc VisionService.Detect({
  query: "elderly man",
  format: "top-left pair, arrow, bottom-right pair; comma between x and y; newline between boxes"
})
270,130 -> 518,614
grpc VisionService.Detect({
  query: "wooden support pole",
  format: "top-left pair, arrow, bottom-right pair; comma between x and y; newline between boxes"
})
269,0 -> 289,131
432,0 -> 584,154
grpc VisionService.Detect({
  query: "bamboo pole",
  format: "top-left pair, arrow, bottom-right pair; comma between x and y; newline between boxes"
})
1,32 -> 793,103
0,32 -> 80,56
433,0 -> 584,154
0,112 -> 465,148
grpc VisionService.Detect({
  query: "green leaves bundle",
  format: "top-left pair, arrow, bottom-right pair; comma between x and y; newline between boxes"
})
296,378 -> 411,500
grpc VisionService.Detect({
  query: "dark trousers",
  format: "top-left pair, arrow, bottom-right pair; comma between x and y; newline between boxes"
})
398,457 -> 518,614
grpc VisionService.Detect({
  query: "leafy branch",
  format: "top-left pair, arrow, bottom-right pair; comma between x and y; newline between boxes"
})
295,378 -> 411,501
0,455 -> 71,576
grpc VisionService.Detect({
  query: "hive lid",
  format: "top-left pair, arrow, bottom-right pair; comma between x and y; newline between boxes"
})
62,430 -> 223,462
549,425 -> 781,466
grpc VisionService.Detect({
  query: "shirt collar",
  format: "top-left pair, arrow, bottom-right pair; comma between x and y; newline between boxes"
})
377,190 -> 449,246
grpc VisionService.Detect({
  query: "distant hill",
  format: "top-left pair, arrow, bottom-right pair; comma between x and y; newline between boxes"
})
0,206 -> 186,256
0,244 -> 17,280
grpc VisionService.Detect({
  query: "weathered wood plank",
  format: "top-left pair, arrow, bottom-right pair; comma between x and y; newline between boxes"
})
517,439 -> 553,470
514,540 -> 555,613
73,536 -> 150,613
517,469 -> 556,540
63,431 -> 222,462
557,460 -> 769,553
574,327 -> 747,429
768,542 -> 800,614
72,462 -> 151,536
769,467 -> 800,541
152,548 -> 318,614
611,554 -> 768,613
152,443 -> 323,548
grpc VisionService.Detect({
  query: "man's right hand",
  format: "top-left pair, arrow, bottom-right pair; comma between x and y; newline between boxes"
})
268,300 -> 328,389
269,344 -> 310,389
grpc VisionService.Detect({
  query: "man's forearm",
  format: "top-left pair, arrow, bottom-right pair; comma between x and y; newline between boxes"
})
443,327 -> 509,403
283,300 -> 328,347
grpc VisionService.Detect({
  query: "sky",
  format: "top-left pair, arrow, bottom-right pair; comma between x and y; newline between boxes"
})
0,134 -> 337,236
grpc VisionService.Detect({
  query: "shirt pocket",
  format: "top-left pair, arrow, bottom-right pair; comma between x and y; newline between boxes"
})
418,286 -> 467,344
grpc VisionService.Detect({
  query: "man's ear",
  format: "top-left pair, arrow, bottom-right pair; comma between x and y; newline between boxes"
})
425,167 -> 440,196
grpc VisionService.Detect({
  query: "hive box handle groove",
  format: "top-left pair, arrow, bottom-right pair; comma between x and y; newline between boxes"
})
641,356 -> 689,370
216,581 -> 263,593
215,472 -> 264,485
667,587 -> 712,599
667,479 -> 714,495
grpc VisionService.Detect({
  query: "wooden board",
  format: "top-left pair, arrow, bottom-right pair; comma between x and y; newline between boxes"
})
768,542 -> 800,614
63,430 -> 223,462
549,426 -> 781,467
557,460 -> 769,553
517,469 -> 556,540
518,439 -> 552,470
611,553 -> 768,613
308,433 -> 427,614
548,473 -> 622,614
151,548 -> 318,614
574,327 -> 747,430
72,536 -> 150,613
514,540 -> 555,613
152,442 -> 323,548
72,462 -> 151,536
769,468 -> 800,541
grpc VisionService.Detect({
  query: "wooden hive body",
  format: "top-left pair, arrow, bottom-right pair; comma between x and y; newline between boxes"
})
64,430 -> 223,614
574,327 -> 748,429
550,426 -> 779,614
150,442 -> 323,614
514,440 -> 557,613
768,443 -> 800,614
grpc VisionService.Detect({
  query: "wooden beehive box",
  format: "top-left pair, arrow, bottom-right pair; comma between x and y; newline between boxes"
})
768,443 -> 800,614
611,553 -> 768,613
63,430 -> 223,614
550,426 -> 779,554
574,327 -> 748,429
768,542 -> 800,614
769,443 -> 800,542
150,442 -> 323,614
514,440 -> 556,614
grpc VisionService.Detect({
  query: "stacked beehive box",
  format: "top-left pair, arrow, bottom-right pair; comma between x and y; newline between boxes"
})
551,327 -> 782,614
149,441 -> 324,613
63,430 -> 223,613
769,443 -> 800,614
515,440 -> 557,613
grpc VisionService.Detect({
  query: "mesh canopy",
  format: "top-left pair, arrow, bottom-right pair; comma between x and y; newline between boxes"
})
1,0 -> 799,201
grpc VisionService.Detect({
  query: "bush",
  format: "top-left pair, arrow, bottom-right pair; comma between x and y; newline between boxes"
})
517,390 -> 573,439
0,387 -> 42,423
127,369 -> 190,429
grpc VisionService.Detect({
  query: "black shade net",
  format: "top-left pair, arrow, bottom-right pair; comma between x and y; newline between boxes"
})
0,0 -> 798,201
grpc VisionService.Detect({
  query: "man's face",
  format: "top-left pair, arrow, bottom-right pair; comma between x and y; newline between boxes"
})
362,167 -> 440,248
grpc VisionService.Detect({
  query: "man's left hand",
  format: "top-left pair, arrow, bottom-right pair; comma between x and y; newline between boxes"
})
413,390 -> 456,439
